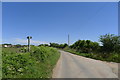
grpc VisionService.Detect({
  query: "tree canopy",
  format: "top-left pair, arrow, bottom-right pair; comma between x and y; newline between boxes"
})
99,34 -> 120,53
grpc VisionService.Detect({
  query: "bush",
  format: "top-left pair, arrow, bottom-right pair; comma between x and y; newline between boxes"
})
63,34 -> 120,63
99,34 -> 120,53
64,47 -> 119,63
2,46 -> 60,78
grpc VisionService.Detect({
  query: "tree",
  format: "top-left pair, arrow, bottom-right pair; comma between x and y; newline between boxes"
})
38,44 -> 49,47
50,43 -> 68,49
14,44 -> 22,48
90,42 -> 100,53
63,43 -> 68,48
70,40 -> 100,53
99,34 -> 120,53
50,43 -> 59,48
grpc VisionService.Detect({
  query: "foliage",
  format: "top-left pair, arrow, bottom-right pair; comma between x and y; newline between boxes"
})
64,49 -> 120,63
99,34 -> 120,53
50,43 -> 68,49
14,44 -> 22,48
2,46 -> 60,78
38,44 -> 49,47
0,47 -> 1,79
70,40 -> 100,53
2,48 -> 21,53
64,34 -> 120,63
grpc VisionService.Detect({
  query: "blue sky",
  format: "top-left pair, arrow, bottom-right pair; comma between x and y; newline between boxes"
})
2,2 -> 118,45
0,2 -> 2,44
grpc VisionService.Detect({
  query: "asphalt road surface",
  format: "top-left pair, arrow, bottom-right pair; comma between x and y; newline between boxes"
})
52,50 -> 118,78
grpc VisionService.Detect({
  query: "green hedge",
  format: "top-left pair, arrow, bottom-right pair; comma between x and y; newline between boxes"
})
2,46 -> 60,78
64,49 -> 119,63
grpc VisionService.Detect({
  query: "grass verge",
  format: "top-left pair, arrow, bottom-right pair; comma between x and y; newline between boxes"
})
64,48 -> 120,63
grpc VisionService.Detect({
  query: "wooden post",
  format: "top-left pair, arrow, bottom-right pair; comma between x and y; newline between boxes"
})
68,34 -> 70,46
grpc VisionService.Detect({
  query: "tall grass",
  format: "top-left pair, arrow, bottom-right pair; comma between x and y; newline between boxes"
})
2,46 -> 60,78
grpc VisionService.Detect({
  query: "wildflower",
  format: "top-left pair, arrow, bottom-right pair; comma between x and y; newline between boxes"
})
18,68 -> 23,72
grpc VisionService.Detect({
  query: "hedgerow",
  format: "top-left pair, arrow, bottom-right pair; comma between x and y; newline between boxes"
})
2,46 -> 60,78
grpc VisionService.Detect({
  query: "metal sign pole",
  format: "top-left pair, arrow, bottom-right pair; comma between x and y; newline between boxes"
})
27,36 -> 32,52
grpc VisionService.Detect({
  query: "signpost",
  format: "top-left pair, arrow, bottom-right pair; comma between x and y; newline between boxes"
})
27,36 -> 32,52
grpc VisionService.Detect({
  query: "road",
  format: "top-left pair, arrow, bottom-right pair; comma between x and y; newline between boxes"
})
52,50 -> 118,78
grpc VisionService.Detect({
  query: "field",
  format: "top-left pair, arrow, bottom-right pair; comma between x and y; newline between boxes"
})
2,46 -> 60,78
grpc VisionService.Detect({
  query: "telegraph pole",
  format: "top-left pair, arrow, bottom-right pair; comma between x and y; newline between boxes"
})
68,34 -> 70,46
27,36 -> 32,52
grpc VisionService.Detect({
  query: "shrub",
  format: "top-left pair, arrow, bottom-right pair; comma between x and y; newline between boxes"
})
2,46 -> 60,78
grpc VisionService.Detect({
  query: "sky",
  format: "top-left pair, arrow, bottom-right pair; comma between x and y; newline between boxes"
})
0,2 -> 2,44
2,2 -> 118,45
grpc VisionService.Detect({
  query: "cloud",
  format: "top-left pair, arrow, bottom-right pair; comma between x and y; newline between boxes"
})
98,42 -> 103,46
15,38 -> 27,44
14,38 -> 49,45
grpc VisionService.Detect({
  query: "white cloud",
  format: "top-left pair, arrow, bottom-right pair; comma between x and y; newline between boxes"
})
15,38 -> 27,44
98,42 -> 103,46
14,38 -> 49,45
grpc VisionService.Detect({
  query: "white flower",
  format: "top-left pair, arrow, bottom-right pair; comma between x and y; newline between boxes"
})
18,68 -> 23,72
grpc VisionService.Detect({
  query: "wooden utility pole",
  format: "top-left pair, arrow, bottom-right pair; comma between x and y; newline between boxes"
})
68,34 -> 70,46
27,36 -> 32,52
